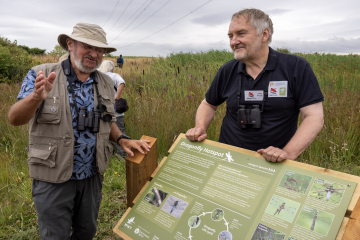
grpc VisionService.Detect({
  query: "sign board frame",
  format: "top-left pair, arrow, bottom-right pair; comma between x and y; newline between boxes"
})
114,134 -> 360,240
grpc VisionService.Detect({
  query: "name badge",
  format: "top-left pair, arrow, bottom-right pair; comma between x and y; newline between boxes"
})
268,81 -> 288,97
244,90 -> 264,101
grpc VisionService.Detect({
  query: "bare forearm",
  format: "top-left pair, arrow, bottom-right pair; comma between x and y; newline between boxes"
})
8,92 -> 43,126
110,122 -> 151,157
109,122 -> 124,142
195,99 -> 217,131
283,115 -> 324,159
115,84 -> 124,100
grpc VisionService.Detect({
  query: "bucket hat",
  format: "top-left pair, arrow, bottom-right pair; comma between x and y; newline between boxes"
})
58,22 -> 116,53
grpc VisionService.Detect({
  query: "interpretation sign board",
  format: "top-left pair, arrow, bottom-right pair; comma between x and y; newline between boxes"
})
117,138 -> 357,240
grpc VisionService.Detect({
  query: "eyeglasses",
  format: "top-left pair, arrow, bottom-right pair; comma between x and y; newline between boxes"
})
77,41 -> 106,55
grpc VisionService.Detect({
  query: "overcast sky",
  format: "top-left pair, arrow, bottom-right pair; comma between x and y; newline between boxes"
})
1,0 -> 359,56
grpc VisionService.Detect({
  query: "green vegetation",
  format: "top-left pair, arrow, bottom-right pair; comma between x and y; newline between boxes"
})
47,44 -> 67,57
1,49 -> 360,238
18,46 -> 46,55
0,37 -> 33,83
275,47 -> 292,54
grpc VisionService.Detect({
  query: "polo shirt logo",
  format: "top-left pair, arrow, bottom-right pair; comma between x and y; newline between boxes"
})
269,81 -> 288,97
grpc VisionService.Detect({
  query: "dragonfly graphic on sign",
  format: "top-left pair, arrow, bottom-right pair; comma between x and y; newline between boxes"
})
296,207 -> 334,236
223,152 -> 234,162
312,185 -> 346,201
309,179 -> 346,205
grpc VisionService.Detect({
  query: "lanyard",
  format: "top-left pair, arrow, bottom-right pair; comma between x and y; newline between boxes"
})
237,71 -> 272,112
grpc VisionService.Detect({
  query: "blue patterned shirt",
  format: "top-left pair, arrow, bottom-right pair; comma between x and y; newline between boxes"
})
18,65 -> 98,180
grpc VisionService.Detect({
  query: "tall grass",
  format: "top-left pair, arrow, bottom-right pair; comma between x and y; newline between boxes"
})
0,51 -> 359,238
119,51 -> 360,174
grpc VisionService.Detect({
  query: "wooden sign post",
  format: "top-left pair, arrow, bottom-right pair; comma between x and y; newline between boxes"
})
125,135 -> 158,208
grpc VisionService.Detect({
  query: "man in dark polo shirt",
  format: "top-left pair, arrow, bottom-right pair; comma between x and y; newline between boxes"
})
185,8 -> 324,163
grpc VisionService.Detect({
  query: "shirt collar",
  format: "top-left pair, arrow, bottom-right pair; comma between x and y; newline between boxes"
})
237,47 -> 278,74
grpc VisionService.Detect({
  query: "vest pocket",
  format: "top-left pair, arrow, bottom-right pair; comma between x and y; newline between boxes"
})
37,96 -> 61,124
105,140 -> 114,160
96,133 -> 113,174
27,142 -> 57,168
101,95 -> 115,115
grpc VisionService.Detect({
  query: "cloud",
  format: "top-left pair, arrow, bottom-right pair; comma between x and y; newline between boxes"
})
119,37 -> 360,56
117,40 -> 228,57
191,12 -> 231,27
266,9 -> 292,16
272,37 -> 360,54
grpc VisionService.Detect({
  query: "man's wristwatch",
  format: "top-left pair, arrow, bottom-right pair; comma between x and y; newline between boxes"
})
117,134 -> 131,144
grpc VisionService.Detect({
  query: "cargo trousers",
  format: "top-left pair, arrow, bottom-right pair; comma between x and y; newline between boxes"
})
32,173 -> 104,240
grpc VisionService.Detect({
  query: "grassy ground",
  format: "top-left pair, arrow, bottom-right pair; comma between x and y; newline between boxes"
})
0,51 -> 360,238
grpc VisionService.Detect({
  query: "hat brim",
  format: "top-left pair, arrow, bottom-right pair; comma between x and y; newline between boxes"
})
57,34 -> 117,54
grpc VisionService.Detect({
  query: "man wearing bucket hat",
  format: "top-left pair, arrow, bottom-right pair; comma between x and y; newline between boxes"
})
9,23 -> 150,239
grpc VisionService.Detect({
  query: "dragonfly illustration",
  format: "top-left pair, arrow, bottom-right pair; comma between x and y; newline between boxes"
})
287,177 -> 308,185
273,203 -> 286,215
219,232 -> 231,240
284,182 -> 297,192
270,200 -> 296,216
283,177 -> 308,194
127,217 -> 135,224
224,152 -> 234,162
312,185 -> 345,201
191,217 -> 200,227
212,209 -> 224,220
170,201 -> 178,213
297,208 -> 333,232
151,188 -> 166,206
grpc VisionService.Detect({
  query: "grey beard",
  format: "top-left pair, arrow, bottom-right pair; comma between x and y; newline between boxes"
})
73,55 -> 102,73
71,46 -> 102,73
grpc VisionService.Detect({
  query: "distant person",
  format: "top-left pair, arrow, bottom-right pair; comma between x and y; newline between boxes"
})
58,52 -> 69,62
98,60 -> 127,158
117,54 -> 124,68
186,8 -> 324,163
8,22 -> 150,239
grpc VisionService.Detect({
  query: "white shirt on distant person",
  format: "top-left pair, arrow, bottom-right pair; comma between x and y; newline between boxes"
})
105,72 -> 125,117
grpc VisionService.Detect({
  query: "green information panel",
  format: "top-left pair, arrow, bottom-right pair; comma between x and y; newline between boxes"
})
119,139 -> 357,240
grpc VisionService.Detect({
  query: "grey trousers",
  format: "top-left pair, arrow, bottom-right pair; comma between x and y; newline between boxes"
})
115,115 -> 127,157
32,173 -> 104,240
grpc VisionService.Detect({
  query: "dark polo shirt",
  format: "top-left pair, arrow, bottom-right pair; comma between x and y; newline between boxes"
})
205,47 -> 324,151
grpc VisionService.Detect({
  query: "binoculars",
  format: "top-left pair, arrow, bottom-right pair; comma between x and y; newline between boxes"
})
77,107 -> 101,133
238,105 -> 261,129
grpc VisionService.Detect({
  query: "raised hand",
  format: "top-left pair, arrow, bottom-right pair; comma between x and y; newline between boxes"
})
33,71 -> 56,100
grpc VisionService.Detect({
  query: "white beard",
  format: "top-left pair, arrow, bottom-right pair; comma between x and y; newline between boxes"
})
71,46 -> 102,73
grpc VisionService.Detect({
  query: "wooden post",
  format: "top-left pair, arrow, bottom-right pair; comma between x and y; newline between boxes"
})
125,135 -> 158,208
342,198 -> 360,239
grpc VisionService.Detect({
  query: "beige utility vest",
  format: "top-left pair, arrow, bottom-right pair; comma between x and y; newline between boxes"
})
27,62 -> 115,183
